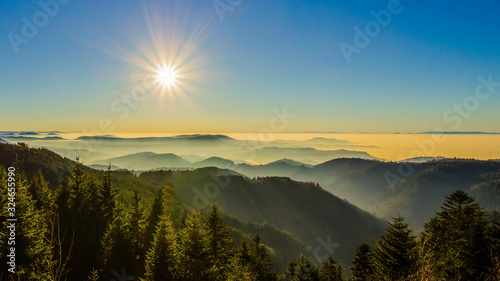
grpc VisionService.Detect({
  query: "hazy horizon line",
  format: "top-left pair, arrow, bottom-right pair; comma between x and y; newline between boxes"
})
2,131 -> 500,136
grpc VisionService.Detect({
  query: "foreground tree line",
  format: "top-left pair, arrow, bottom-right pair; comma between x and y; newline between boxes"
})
0,163 -> 342,280
0,162 -> 499,280
350,190 -> 500,281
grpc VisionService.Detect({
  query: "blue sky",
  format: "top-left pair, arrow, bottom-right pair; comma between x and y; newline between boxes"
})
1,0 -> 499,133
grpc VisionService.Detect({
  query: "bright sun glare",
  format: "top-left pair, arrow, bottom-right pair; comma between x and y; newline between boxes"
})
117,5 -> 216,111
156,66 -> 178,88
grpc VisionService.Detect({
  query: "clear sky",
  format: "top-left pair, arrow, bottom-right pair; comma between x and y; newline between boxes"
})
1,0 -> 499,134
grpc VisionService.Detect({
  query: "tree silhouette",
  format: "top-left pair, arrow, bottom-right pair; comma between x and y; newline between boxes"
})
373,216 -> 418,280
144,214 -> 178,281
421,190 -> 491,279
350,243 -> 374,281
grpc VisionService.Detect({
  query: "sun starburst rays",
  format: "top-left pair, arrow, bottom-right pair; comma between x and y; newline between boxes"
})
118,3 -> 218,116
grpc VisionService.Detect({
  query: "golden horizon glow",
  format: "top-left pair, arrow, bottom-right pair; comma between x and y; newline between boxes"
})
14,132 -> 500,162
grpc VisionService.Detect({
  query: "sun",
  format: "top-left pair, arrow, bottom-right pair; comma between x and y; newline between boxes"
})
156,65 -> 178,88
116,4 -> 220,111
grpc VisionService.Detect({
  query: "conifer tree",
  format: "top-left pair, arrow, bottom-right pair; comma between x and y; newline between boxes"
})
145,185 -> 176,248
99,166 -> 117,224
58,161 -> 110,279
205,205 -> 234,280
227,262 -> 254,281
178,211 -> 209,281
236,239 -> 252,266
69,160 -> 87,216
228,240 -> 255,281
100,208 -> 133,279
488,219 -> 500,279
144,214 -> 178,281
248,234 -> 276,281
29,169 -> 54,213
55,175 -> 71,227
318,256 -> 343,281
421,190 -> 491,280
350,243 -> 374,281
280,254 -> 319,281
281,258 -> 298,281
1,174 -> 51,279
127,190 -> 146,276
52,174 -> 74,277
373,216 -> 418,280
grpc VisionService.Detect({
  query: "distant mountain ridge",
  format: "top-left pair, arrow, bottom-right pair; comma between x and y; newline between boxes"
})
2,136 -> 65,141
3,133 -> 380,164
92,148 -> 379,171
93,152 -> 192,170
267,158 -> 312,167
76,134 -> 234,141
398,156 -> 446,163
414,131 -> 500,134
193,156 -> 236,168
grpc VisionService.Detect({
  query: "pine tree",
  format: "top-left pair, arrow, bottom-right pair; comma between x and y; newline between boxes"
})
57,161 -> 113,279
99,166 -> 117,225
280,258 -> 298,281
350,243 -> 374,281
487,219 -> 500,279
127,190 -> 146,276
144,214 -> 178,281
205,205 -> 234,280
145,185 -> 176,248
87,269 -> 99,281
318,256 -> 343,281
489,219 -> 500,271
373,216 -> 418,280
100,208 -> 134,280
280,254 -> 319,281
29,169 -> 54,213
0,174 -> 51,279
236,239 -> 252,266
228,240 -> 255,281
52,174 -> 73,277
248,234 -> 276,281
55,175 -> 71,226
421,190 -> 491,280
178,211 -> 209,281
227,261 -> 255,281
69,160 -> 87,215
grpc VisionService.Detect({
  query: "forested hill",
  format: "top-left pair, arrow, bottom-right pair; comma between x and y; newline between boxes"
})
320,159 -> 500,228
0,143 -> 159,203
0,143 -> 385,278
0,142 -> 77,188
140,169 -> 386,266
